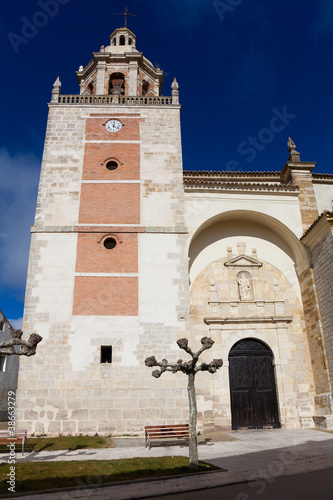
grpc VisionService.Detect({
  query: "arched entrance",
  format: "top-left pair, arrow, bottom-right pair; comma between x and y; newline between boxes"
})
229,339 -> 280,430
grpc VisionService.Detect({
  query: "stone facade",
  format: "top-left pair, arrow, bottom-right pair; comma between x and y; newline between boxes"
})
190,254 -> 315,429
16,27 -> 333,435
302,213 -> 333,428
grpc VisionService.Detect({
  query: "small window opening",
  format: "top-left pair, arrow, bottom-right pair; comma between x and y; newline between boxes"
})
112,38 -> 116,46
0,321 -> 4,331
0,356 -> 6,372
101,346 -> 112,363
142,81 -> 149,96
106,160 -> 118,171
103,237 -> 117,250
120,35 -> 125,46
129,38 -> 132,45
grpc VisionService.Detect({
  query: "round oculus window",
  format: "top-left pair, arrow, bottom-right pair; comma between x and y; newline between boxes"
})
103,237 -> 117,250
106,160 -> 118,170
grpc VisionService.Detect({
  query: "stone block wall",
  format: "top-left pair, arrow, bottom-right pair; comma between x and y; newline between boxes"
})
297,265 -> 331,404
302,222 -> 333,419
312,229 -> 333,383
16,102 -> 191,435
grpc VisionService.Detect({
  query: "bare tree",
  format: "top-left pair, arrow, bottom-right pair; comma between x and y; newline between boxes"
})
0,329 -> 42,356
145,336 -> 223,470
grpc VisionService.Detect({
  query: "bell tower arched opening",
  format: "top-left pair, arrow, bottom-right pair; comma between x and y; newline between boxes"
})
109,72 -> 125,95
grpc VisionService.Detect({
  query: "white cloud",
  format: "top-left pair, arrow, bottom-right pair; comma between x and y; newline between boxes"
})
0,148 -> 40,291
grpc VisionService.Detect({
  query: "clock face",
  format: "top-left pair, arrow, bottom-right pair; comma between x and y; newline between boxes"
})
105,119 -> 122,132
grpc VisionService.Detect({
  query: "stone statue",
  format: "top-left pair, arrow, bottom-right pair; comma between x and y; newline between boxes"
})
287,137 -> 300,162
238,272 -> 252,300
287,137 -> 296,152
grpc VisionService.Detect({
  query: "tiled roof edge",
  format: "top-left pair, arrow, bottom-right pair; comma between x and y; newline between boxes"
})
183,170 -> 281,176
301,210 -> 333,239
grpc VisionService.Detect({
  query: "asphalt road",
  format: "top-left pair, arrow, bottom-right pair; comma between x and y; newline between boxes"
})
145,467 -> 333,500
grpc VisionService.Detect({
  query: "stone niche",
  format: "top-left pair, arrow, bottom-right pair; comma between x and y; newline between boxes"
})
205,251 -> 290,321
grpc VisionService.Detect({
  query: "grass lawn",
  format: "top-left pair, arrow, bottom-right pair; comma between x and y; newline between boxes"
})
0,457 -> 220,494
0,435 -> 116,453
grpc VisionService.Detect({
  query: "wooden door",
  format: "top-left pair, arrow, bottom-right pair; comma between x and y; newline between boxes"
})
229,339 -> 280,430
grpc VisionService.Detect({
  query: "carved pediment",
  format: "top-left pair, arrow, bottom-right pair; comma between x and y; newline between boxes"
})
224,254 -> 263,268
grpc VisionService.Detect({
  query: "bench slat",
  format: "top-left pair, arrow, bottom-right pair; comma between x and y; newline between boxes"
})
147,431 -> 188,436
145,425 -> 188,430
144,424 -> 189,449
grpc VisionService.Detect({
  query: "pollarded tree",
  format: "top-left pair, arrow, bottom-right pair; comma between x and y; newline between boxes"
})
0,329 -> 42,356
145,337 -> 223,470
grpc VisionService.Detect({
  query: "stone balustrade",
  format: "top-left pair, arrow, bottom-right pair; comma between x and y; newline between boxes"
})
56,95 -> 175,105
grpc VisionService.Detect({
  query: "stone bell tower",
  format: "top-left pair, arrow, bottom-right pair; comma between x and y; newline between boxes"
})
17,26 -> 189,436
76,28 -> 164,98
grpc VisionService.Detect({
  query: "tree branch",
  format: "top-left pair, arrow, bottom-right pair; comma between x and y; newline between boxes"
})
195,358 -> 223,373
145,337 -> 223,377
0,330 -> 43,357
176,338 -> 197,358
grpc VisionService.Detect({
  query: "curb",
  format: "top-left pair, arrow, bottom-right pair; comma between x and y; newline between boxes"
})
0,468 -> 231,499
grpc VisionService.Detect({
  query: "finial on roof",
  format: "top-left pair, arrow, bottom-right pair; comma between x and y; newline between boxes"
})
287,137 -> 300,162
287,137 -> 296,152
171,78 -> 179,105
51,76 -> 61,103
171,77 -> 179,90
53,76 -> 61,89
79,65 -> 83,72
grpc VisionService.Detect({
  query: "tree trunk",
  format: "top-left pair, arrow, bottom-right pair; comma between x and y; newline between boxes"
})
187,372 -> 199,470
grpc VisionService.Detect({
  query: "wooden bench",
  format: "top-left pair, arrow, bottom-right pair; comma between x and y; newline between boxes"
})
144,424 -> 189,450
0,430 -> 27,456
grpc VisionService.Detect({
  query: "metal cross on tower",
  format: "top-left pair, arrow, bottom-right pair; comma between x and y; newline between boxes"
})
114,6 -> 136,28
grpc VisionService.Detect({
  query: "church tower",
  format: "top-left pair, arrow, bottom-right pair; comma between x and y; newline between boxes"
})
17,27 -> 190,435
18,24 -> 333,436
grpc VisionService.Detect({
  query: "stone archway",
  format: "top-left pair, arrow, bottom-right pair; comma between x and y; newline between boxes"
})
229,338 -> 280,430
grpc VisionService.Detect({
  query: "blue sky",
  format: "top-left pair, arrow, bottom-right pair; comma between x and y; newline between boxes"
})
0,0 -> 333,325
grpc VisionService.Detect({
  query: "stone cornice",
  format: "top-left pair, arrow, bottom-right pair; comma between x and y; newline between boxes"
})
183,170 -> 333,186
224,254 -> 263,268
204,316 -> 292,325
281,161 -> 316,183
301,211 -> 333,247
184,170 -> 281,182
31,225 -> 188,234
109,27 -> 137,40
184,180 -> 299,194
